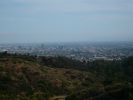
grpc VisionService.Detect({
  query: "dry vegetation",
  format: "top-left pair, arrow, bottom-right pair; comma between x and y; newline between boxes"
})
0,53 -> 133,100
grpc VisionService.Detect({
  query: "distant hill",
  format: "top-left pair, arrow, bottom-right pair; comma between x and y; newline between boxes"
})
0,52 -> 133,100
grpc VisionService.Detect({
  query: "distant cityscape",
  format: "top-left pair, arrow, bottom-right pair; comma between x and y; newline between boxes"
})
0,42 -> 133,61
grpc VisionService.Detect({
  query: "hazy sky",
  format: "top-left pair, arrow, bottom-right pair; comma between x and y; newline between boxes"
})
0,0 -> 133,43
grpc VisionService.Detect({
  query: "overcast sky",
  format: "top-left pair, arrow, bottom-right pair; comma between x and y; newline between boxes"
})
0,0 -> 133,43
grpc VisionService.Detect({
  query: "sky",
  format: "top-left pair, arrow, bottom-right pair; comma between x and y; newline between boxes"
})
0,0 -> 133,43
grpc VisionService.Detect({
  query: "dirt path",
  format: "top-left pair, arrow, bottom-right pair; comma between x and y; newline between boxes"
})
50,95 -> 66,100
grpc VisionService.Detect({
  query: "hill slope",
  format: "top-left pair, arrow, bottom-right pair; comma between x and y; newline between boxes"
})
0,53 -> 97,100
0,53 -> 133,100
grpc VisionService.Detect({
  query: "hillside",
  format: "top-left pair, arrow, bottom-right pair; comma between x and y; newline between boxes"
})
0,53 -> 97,100
0,52 -> 133,100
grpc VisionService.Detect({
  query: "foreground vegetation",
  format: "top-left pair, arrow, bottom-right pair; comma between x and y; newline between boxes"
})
0,52 -> 133,100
